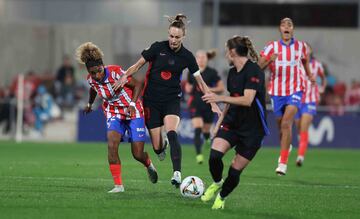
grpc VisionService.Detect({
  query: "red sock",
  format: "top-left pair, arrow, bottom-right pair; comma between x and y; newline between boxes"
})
298,131 -> 309,157
109,164 -> 122,185
280,149 -> 289,164
144,157 -> 151,167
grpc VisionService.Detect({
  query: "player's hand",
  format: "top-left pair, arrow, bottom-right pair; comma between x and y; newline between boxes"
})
202,92 -> 222,103
270,53 -> 278,61
112,74 -> 128,91
83,103 -> 93,115
211,103 -> 222,118
127,106 -> 136,117
319,86 -> 325,94
309,74 -> 316,84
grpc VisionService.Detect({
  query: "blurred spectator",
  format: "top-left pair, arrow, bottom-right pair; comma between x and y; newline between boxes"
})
55,55 -> 76,110
345,80 -> 360,106
33,85 -> 61,136
10,71 -> 40,131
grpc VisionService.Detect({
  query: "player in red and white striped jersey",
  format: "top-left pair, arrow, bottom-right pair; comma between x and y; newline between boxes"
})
76,42 -> 158,193
259,18 -> 315,175
295,45 -> 327,166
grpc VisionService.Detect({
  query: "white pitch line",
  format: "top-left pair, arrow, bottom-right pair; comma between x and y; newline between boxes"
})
2,176 -> 359,189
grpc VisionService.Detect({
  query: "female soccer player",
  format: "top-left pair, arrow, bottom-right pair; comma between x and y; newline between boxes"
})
258,17 -> 315,175
201,36 -> 268,210
113,14 -> 221,187
75,42 -> 158,193
185,49 -> 224,164
295,44 -> 327,166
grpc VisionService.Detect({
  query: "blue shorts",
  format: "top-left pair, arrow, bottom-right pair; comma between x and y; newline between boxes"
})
295,102 -> 317,119
107,117 -> 146,142
271,92 -> 303,117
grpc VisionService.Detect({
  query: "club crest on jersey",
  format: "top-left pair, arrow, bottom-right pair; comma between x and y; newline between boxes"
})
161,71 -> 172,80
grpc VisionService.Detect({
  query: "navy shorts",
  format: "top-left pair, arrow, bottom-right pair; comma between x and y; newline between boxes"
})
271,91 -> 303,117
295,102 -> 317,119
107,117 -> 146,142
216,128 -> 264,161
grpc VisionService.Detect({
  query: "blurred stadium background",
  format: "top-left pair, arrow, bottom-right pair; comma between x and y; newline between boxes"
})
1,0 -> 359,146
1,1 -> 360,218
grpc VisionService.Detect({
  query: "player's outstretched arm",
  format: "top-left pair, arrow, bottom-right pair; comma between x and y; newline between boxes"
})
84,87 -> 97,114
113,57 -> 147,91
126,77 -> 143,117
202,89 -> 256,107
194,73 -> 222,117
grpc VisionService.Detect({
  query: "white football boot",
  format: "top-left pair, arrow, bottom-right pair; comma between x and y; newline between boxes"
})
171,171 -> 182,188
158,137 -> 169,161
296,155 -> 304,167
275,163 -> 287,176
146,162 -> 158,183
108,185 -> 124,193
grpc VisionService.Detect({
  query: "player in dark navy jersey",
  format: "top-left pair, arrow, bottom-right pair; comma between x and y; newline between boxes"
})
113,14 -> 221,187
185,49 -> 224,164
200,36 -> 268,210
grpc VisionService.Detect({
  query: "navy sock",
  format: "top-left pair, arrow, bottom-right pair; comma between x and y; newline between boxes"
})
167,131 -> 181,171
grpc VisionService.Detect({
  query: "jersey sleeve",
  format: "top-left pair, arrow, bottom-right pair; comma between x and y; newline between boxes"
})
260,42 -> 274,61
318,62 -> 325,77
245,67 -> 262,91
301,42 -> 309,60
212,70 -> 221,84
187,53 -> 200,75
187,71 -> 195,85
141,41 -> 161,61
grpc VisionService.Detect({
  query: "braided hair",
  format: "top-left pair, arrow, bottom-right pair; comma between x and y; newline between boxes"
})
226,35 -> 259,62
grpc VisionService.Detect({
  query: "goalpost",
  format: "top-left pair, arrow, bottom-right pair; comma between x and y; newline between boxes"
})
15,74 -> 24,143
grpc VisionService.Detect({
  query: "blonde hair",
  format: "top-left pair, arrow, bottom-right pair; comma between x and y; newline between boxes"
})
75,42 -> 104,65
165,14 -> 188,35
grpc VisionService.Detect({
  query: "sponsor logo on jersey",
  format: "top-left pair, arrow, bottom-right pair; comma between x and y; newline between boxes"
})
161,71 -> 172,80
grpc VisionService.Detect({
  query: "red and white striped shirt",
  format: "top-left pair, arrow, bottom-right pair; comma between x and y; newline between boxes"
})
302,58 -> 324,103
261,39 -> 308,96
87,65 -> 143,120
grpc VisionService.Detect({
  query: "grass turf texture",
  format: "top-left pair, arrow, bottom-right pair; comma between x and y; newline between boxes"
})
0,141 -> 359,219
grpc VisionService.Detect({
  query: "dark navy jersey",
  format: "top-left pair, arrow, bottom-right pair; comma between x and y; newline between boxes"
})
223,60 -> 266,136
187,66 -> 221,109
141,41 -> 199,102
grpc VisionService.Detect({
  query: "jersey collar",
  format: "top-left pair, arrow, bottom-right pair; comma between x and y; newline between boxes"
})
102,66 -> 109,83
280,37 -> 295,46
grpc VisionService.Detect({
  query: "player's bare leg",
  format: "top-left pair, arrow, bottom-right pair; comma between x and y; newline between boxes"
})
148,127 -> 168,161
276,105 -> 297,176
131,141 -> 158,183
297,114 -> 313,166
107,131 -> 124,193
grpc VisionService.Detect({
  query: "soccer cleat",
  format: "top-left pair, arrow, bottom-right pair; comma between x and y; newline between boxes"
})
107,185 -> 124,193
196,154 -> 204,164
146,162 -> 158,183
201,180 -> 223,202
276,163 -> 287,176
211,194 -> 225,210
158,137 -> 169,161
278,144 -> 293,163
296,155 -> 304,167
171,171 -> 182,188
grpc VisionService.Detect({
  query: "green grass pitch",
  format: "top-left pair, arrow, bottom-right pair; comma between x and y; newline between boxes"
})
0,141 -> 359,219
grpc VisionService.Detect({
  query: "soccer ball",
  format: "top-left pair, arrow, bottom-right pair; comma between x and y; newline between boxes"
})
180,176 -> 204,198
